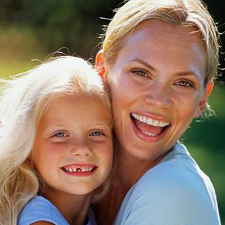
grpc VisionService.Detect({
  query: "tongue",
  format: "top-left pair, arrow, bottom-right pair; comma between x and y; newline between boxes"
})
133,119 -> 163,135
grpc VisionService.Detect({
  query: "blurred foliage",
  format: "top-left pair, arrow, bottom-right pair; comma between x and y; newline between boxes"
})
0,0 -> 224,223
0,0 -> 224,79
0,0 -> 122,62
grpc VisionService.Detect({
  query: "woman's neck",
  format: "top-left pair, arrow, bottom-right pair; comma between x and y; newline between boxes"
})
93,147 -> 154,225
43,188 -> 92,225
93,143 -> 172,225
117,141 -> 173,188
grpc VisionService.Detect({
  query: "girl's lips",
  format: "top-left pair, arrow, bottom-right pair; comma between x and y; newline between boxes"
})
61,164 -> 98,177
130,113 -> 170,142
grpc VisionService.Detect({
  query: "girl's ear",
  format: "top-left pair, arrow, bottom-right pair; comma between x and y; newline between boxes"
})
26,156 -> 32,164
95,50 -> 106,78
194,80 -> 214,118
26,150 -> 34,164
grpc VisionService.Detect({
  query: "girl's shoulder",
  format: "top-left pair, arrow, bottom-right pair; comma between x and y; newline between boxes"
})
86,207 -> 98,225
18,196 -> 69,225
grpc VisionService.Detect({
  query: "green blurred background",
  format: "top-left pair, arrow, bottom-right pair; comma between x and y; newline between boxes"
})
0,0 -> 224,223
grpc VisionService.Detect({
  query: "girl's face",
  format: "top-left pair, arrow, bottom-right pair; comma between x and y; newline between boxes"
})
102,20 -> 209,163
31,94 -> 113,198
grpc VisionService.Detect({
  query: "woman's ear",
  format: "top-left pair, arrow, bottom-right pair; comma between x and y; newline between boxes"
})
95,50 -> 106,78
194,80 -> 214,118
206,80 -> 214,98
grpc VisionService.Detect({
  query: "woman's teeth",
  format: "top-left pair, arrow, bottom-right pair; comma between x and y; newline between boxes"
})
143,131 -> 158,137
131,113 -> 169,127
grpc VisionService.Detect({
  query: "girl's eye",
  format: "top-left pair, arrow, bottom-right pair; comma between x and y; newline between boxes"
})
131,69 -> 148,77
52,132 -> 68,138
89,130 -> 105,137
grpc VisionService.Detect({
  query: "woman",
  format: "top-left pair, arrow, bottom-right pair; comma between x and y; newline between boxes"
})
93,0 -> 221,224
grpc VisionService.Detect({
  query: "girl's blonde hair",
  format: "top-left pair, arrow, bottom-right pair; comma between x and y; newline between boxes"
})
101,0 -> 220,84
0,56 -> 111,224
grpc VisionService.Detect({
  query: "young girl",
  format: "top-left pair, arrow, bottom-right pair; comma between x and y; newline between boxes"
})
0,56 -> 113,225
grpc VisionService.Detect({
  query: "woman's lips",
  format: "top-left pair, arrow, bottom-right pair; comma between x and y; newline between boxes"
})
130,112 -> 170,140
61,164 -> 98,176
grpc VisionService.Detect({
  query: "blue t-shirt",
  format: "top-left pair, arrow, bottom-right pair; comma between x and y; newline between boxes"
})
18,195 -> 97,225
114,143 -> 221,225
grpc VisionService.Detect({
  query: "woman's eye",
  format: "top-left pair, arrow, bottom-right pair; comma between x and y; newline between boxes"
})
131,69 -> 148,77
176,80 -> 194,88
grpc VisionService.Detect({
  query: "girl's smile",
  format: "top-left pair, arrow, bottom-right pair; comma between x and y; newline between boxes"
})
61,163 -> 98,176
31,94 -> 113,197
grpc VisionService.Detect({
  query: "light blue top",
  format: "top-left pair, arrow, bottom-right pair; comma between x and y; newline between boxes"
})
18,195 -> 97,225
114,143 -> 221,225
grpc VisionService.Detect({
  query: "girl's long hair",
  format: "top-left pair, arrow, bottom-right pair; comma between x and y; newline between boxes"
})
0,56 -> 111,224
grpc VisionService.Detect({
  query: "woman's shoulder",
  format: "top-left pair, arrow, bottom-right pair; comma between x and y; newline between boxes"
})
136,143 -> 214,196
18,196 -> 69,225
125,143 -> 219,215
114,144 -> 220,225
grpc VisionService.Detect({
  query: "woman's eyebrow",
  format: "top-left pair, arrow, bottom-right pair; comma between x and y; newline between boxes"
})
174,71 -> 201,79
128,58 -> 156,72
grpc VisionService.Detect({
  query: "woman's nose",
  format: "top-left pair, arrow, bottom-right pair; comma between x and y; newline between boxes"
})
143,83 -> 172,108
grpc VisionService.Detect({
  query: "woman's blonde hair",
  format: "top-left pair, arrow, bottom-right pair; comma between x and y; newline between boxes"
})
0,56 -> 111,224
101,0 -> 220,84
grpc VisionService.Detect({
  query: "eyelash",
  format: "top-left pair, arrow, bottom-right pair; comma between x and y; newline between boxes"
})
52,132 -> 68,138
176,80 -> 195,88
131,69 -> 148,77
131,68 -> 196,88
89,130 -> 105,137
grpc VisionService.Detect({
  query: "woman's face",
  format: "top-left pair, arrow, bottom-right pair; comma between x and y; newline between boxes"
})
102,20 -> 209,162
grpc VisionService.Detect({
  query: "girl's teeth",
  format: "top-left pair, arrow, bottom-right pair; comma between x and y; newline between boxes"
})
64,166 -> 94,173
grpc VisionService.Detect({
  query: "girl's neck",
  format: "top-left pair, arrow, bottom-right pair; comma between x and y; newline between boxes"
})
43,188 -> 92,225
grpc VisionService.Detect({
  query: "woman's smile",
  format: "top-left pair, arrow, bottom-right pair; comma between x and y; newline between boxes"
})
106,20 -> 207,161
130,112 -> 170,141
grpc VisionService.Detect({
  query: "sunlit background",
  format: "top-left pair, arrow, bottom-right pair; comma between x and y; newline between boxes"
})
0,0 -> 224,223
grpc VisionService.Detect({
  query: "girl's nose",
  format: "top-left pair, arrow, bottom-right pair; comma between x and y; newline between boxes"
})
70,141 -> 92,158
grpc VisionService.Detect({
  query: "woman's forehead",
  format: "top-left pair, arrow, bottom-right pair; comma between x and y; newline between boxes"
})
129,20 -> 205,48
